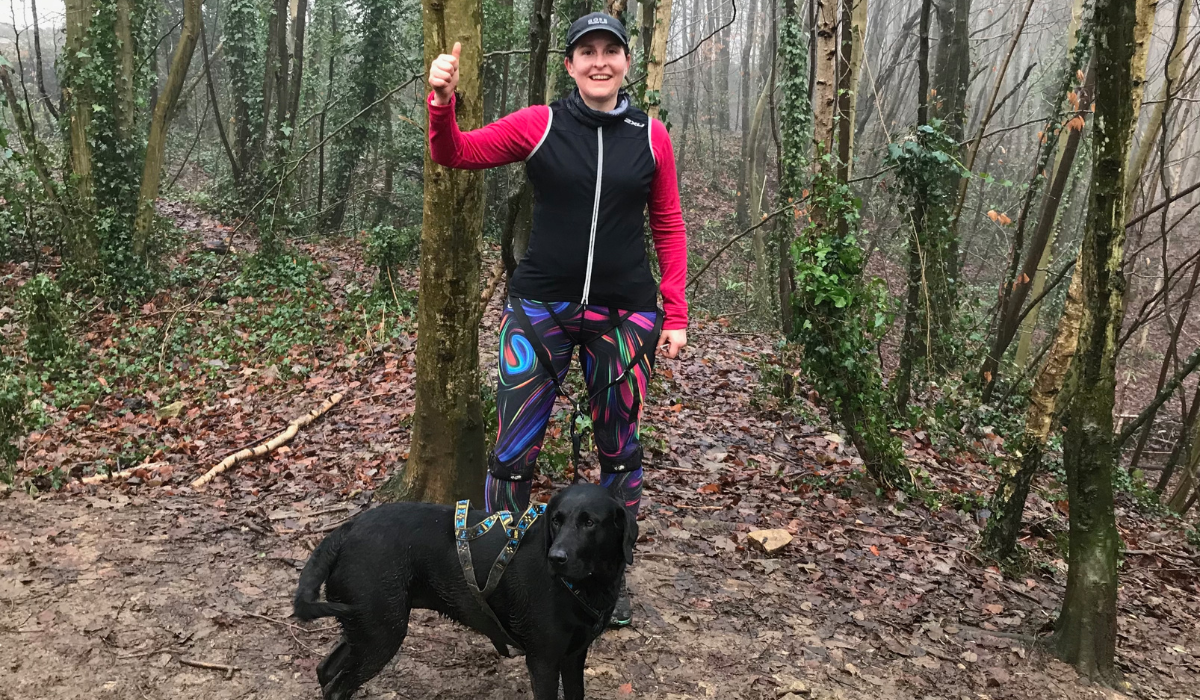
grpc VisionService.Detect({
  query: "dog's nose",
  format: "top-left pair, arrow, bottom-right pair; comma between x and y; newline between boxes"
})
548,549 -> 568,566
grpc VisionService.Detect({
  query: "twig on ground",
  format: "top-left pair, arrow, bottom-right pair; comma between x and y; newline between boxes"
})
179,657 -> 240,680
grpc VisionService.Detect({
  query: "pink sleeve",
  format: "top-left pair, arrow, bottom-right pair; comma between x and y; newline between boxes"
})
648,119 -> 689,330
427,92 -> 550,169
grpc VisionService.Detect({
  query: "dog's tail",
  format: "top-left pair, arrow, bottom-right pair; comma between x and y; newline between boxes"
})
293,520 -> 354,621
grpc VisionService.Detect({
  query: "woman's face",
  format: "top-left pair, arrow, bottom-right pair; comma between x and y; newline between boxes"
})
565,33 -> 629,107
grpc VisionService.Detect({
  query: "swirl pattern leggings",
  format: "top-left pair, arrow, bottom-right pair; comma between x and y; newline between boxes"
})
486,298 -> 657,518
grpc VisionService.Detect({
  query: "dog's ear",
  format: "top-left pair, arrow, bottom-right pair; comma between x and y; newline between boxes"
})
620,506 -> 638,566
544,492 -> 560,552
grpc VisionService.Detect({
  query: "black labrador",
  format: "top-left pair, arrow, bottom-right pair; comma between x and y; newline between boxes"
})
293,482 -> 636,700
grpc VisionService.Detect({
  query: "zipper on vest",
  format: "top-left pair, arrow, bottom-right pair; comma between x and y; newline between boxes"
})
581,126 -> 603,305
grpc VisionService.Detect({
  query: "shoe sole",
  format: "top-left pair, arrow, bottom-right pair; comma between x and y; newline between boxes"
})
608,617 -> 632,628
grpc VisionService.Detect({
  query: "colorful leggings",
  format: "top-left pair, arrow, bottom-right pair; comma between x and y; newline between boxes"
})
486,298 -> 657,518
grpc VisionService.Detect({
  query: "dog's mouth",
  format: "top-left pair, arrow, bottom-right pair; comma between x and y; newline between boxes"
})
550,558 -> 592,582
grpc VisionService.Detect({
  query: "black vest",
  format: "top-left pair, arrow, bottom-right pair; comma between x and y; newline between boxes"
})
509,96 -> 659,312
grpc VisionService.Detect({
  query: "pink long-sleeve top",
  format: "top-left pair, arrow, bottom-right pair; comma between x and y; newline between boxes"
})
427,92 -> 689,330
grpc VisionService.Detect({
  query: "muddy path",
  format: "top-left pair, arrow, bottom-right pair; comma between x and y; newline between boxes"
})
4,486 -> 1192,700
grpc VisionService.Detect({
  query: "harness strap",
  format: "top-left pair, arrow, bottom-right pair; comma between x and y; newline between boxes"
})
454,501 -> 546,653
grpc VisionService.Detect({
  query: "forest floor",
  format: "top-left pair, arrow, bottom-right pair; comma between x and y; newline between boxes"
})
2,202 -> 1199,700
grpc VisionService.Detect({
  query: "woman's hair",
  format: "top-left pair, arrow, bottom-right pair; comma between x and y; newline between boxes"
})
565,40 -> 631,61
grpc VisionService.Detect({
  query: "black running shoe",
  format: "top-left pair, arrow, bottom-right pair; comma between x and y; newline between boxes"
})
609,583 -> 632,628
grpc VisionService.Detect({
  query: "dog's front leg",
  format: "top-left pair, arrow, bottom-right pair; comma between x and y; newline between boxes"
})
560,648 -> 587,700
526,654 -> 563,700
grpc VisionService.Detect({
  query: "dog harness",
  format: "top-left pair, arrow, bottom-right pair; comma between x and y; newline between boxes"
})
454,500 -> 605,653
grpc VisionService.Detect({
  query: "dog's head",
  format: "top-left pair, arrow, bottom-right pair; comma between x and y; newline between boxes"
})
545,483 -> 637,583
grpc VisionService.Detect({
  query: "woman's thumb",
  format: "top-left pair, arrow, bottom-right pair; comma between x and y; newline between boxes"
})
451,42 -> 462,60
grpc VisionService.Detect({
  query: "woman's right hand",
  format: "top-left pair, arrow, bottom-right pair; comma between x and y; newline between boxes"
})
429,42 -> 461,106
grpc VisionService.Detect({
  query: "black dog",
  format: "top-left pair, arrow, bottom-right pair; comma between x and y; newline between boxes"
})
293,482 -> 636,700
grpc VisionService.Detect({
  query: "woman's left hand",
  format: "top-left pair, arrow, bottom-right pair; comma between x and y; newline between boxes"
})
657,329 -> 687,359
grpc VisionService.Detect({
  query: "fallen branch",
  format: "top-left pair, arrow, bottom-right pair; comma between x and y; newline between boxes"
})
80,462 -> 170,485
191,393 -> 344,488
179,657 -> 240,680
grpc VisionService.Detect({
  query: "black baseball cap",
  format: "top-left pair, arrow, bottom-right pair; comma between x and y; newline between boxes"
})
565,12 -> 630,52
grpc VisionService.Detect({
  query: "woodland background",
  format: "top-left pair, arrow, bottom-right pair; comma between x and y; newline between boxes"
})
1,0 -> 1200,697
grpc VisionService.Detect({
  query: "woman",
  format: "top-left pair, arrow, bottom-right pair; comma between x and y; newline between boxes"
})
427,12 -> 687,627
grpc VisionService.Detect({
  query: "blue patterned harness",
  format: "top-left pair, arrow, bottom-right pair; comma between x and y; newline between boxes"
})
453,500 -> 604,654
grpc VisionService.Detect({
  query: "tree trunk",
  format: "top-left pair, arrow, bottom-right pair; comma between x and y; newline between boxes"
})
29,0 -> 59,120
735,0 -> 760,228
499,0 -> 554,280
114,0 -> 137,140
715,0 -> 730,130
378,0 -> 487,505
0,66 -> 63,217
1050,0 -> 1137,680
287,0 -> 309,133
229,0 -> 264,181
643,0 -> 673,121
894,0 -> 933,410
835,0 -> 865,185
63,0 -> 98,275
811,0 -> 838,156
982,259 -> 1084,559
322,0 -> 398,235
981,67 -> 1094,400
133,0 -> 204,259
1167,414 -> 1200,512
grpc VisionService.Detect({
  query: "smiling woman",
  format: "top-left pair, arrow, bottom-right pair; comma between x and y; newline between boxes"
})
426,10 -> 689,630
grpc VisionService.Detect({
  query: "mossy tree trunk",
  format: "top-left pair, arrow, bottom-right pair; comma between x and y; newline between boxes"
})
1050,0 -> 1137,681
134,0 -> 204,259
378,0 -> 486,505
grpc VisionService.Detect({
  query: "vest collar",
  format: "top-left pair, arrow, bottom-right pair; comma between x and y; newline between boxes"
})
564,88 -> 634,128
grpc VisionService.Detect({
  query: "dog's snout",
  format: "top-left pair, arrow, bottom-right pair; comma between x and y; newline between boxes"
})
548,548 -> 569,566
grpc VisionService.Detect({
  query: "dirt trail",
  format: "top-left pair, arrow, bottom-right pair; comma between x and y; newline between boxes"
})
4,485 -> 1191,700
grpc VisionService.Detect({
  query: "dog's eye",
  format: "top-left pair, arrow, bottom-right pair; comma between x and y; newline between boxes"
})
583,517 -> 595,528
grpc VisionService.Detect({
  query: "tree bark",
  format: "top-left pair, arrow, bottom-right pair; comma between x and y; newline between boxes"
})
200,23 -> 240,183
735,0 -> 760,228
133,0 -> 204,259
980,67 -> 1094,400
114,0 -> 137,140
29,0 -> 59,120
811,0 -> 838,157
836,0 -> 866,182
63,0 -> 98,275
379,0 -> 487,505
982,259 -> 1085,560
499,0 -> 554,281
1050,0 -> 1137,680
287,0 -> 309,133
643,0 -> 674,121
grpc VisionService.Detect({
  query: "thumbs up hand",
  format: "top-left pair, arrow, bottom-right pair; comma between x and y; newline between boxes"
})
429,42 -> 461,106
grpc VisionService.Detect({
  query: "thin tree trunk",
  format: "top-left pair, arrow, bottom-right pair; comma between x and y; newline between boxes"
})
379,0 -> 487,505
134,0 -> 204,258
811,0 -> 838,156
200,23 -> 240,183
0,66 -> 63,216
499,0 -> 554,280
1051,0 -> 1137,679
287,0 -> 309,133
735,0 -> 760,228
836,0 -> 866,182
982,258 -> 1085,560
29,0 -> 58,121
951,0 -> 1035,226
981,67 -> 1094,399
644,0 -> 674,121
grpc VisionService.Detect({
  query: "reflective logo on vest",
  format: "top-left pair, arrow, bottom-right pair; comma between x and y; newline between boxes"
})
624,117 -> 644,127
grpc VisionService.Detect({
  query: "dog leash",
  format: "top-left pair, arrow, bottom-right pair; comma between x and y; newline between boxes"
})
508,299 -> 662,482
